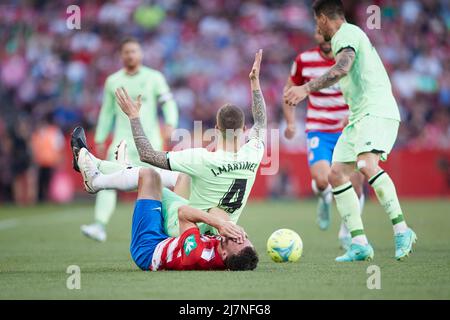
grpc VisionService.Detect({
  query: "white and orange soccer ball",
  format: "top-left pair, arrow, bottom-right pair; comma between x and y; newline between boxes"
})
267,229 -> 303,263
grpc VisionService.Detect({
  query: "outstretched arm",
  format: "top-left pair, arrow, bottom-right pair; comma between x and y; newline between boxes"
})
115,87 -> 171,170
284,48 -> 355,106
248,49 -> 267,141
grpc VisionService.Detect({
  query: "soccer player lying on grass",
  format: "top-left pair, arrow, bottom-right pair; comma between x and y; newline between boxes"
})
71,49 -> 266,238
77,152 -> 258,271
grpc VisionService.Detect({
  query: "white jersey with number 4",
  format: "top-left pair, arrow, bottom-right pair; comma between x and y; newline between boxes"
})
167,137 -> 264,227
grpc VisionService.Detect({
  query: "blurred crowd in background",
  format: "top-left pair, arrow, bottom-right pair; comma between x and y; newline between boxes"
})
0,0 -> 449,204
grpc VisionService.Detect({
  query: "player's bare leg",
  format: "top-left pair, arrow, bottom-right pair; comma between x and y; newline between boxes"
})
310,160 -> 332,230
329,162 -> 374,262
136,167 -> 162,201
173,173 -> 191,199
357,152 -> 417,260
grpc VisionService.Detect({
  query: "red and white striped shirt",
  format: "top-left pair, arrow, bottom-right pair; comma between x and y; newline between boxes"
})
150,227 -> 225,271
290,47 -> 349,133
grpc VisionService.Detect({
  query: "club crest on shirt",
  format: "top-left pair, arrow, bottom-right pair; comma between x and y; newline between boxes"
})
184,235 -> 197,256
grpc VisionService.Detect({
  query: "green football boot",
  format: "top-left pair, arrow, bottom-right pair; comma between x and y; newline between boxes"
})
339,236 -> 352,251
395,228 -> 417,261
335,243 -> 374,262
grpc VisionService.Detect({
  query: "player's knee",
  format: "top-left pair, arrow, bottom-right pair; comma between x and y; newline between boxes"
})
139,168 -> 161,188
357,161 -> 379,179
328,167 -> 346,187
313,175 -> 329,191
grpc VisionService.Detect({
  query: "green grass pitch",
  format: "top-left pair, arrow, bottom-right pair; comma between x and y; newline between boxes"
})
0,199 -> 449,299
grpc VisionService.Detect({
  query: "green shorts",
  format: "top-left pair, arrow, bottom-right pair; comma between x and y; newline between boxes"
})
161,188 -> 217,237
332,115 -> 399,163
162,188 -> 188,237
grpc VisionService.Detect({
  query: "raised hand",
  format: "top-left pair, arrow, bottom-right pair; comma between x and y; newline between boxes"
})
249,49 -> 263,82
115,87 -> 142,119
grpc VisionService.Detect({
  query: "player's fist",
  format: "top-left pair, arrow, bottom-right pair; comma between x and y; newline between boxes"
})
284,124 -> 297,140
115,87 -> 142,119
249,49 -> 263,81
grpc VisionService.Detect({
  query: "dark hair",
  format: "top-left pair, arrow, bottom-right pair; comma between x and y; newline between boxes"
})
224,246 -> 259,271
217,104 -> 245,136
119,37 -> 140,51
312,0 -> 345,19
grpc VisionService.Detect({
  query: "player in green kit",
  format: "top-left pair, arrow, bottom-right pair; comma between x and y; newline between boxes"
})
79,37 -> 179,242
284,0 -> 417,261
72,50 -> 266,237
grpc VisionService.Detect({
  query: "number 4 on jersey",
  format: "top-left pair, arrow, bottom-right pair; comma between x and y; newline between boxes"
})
219,179 -> 247,214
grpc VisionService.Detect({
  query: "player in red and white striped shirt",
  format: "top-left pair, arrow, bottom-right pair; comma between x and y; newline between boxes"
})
114,165 -> 258,271
282,29 -> 364,250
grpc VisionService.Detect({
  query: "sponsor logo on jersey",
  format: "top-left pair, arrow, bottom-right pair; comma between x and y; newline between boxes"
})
184,235 -> 197,256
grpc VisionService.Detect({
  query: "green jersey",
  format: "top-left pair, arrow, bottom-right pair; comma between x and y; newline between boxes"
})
95,66 -> 178,160
331,23 -> 400,124
167,137 -> 265,224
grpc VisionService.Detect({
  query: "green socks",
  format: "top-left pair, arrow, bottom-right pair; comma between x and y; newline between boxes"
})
333,182 -> 367,242
369,170 -> 407,233
94,189 -> 118,226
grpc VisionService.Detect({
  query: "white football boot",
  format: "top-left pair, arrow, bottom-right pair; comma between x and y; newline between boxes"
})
80,223 -> 107,242
115,140 -> 131,167
77,148 -> 100,194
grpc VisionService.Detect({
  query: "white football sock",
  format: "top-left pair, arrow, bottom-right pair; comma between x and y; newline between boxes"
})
93,167 -> 140,191
359,193 -> 366,213
393,221 -> 408,234
92,166 -> 180,191
338,222 -> 349,239
352,234 -> 369,246
311,180 -> 332,203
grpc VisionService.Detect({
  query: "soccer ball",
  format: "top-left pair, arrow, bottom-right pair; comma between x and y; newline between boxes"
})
267,229 -> 303,263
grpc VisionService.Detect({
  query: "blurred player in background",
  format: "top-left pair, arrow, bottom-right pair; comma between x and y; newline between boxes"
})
283,28 -> 364,250
79,37 -> 179,242
285,0 -> 417,261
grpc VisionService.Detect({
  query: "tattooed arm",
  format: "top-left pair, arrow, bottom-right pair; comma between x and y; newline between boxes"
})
306,48 -> 355,93
115,87 -> 171,170
129,118 -> 170,170
248,49 -> 267,141
284,48 -> 355,106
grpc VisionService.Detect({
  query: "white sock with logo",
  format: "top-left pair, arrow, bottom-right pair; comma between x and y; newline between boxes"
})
93,167 -> 140,191
92,166 -> 180,191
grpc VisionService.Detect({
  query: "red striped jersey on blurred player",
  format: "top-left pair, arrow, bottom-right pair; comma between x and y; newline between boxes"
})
290,47 -> 349,133
150,227 -> 225,271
